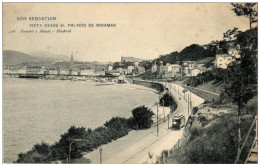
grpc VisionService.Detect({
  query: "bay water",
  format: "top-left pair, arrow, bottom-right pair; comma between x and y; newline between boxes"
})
3,78 -> 158,162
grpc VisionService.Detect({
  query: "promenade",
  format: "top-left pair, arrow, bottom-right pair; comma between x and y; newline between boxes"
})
83,82 -> 204,164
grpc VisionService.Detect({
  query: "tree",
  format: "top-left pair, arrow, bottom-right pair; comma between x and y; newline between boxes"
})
231,3 -> 257,29
33,142 -> 51,156
222,64 -> 255,163
159,93 -> 173,107
221,28 -> 257,163
223,27 -> 242,41
131,106 -> 154,129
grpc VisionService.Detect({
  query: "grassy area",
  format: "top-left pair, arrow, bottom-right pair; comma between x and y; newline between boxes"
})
157,100 -> 257,164
196,80 -> 222,95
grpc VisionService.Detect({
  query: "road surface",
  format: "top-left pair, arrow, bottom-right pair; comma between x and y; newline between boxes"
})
82,82 -> 204,164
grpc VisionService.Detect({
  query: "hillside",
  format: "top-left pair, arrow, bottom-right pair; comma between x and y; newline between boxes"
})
165,101 -> 256,164
3,50 -> 70,65
154,44 -> 216,65
29,51 -> 70,61
3,50 -> 43,65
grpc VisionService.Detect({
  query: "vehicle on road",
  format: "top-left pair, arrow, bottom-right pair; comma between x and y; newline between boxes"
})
171,114 -> 185,130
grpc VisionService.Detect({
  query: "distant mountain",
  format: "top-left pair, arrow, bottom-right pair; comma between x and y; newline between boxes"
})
3,50 -> 71,65
29,51 -> 70,61
3,50 -> 44,65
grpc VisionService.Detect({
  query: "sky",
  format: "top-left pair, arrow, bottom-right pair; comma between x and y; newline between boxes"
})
3,3 -> 251,62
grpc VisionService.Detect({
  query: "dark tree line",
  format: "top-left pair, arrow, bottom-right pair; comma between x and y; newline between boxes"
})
16,106 -> 154,163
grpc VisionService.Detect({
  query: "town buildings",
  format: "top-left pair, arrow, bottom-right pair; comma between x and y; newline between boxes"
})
215,44 -> 240,69
121,56 -> 143,64
26,66 -> 42,74
215,54 -> 234,69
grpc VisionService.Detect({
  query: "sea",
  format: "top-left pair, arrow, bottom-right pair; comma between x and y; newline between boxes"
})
3,77 -> 158,162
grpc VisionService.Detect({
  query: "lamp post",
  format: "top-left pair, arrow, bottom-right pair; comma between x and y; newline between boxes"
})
68,138 -> 89,163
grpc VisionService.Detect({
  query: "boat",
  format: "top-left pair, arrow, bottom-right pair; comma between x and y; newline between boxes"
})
18,74 -> 44,79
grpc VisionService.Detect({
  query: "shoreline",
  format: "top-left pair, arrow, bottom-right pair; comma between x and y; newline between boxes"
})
4,77 -> 160,163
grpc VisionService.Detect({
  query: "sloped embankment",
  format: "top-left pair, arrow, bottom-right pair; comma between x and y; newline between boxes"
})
164,103 -> 256,164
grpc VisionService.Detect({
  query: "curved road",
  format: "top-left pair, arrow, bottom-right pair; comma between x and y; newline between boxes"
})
82,82 -> 204,164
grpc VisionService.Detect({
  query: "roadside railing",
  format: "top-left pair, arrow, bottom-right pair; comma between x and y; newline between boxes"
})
234,115 -> 257,164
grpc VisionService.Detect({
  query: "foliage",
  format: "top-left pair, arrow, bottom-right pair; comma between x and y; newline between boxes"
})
159,93 -> 173,107
131,106 -> 154,129
184,70 -> 215,87
168,113 -> 255,164
112,62 -> 121,69
16,142 -> 52,163
185,28 -> 257,93
244,96 -> 258,115
223,27 -> 242,41
221,28 -> 257,106
16,105 -> 156,163
231,3 -> 257,29
153,44 -> 216,67
16,116 -> 132,163
139,61 -> 153,71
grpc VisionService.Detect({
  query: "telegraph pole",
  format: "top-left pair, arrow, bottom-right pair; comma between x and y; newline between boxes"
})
167,114 -> 170,129
163,99 -> 165,122
157,103 -> 159,137
132,72 -> 134,84
189,91 -> 192,115
99,147 -> 103,164
188,93 -> 190,115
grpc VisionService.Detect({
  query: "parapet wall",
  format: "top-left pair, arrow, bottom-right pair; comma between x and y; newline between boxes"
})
133,79 -> 164,93
170,83 -> 205,107
183,86 -> 220,103
133,79 -> 178,114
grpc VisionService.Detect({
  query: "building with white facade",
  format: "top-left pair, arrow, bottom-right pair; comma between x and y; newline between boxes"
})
164,64 -> 181,78
190,68 -> 206,76
215,54 -> 234,69
127,66 -> 135,74
182,61 -> 196,76
49,69 -> 58,75
151,62 -> 157,73
26,66 -> 41,74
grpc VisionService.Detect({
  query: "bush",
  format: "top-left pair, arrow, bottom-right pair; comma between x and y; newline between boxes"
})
104,117 -> 129,130
16,105 -> 157,163
132,106 -> 154,129
245,96 -> 257,115
159,93 -> 173,107
16,142 -> 52,163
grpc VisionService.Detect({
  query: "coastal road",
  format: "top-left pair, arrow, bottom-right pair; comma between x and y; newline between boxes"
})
82,82 -> 203,164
